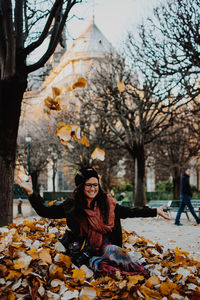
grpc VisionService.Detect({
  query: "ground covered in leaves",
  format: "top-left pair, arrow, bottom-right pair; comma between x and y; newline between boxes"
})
0,218 -> 200,299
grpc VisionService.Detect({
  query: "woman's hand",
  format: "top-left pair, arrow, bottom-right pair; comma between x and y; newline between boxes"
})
15,175 -> 33,196
157,204 -> 171,220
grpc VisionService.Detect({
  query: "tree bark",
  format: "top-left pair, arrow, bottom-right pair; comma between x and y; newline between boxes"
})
134,144 -> 146,207
196,168 -> 199,191
0,74 -> 27,226
172,167 -> 181,200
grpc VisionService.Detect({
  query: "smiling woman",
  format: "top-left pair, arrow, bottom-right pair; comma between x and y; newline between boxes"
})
84,178 -> 99,203
15,166 -> 170,275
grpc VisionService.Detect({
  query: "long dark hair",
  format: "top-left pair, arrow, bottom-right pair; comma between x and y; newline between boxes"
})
71,183 -> 109,220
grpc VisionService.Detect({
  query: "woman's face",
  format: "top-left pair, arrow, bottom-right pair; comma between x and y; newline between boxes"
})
84,177 -> 99,200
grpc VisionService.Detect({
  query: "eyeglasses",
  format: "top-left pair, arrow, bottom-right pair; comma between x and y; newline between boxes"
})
84,183 -> 99,189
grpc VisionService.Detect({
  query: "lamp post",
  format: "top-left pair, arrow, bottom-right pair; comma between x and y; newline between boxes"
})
52,152 -> 58,199
25,136 -> 31,175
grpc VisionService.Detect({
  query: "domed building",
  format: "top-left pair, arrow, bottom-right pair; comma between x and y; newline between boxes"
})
24,19 -> 114,118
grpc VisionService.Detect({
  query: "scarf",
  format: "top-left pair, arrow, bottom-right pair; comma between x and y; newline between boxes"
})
83,194 -> 116,250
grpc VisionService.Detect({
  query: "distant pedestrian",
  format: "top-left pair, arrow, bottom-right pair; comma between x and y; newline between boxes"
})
175,168 -> 200,226
17,200 -> 23,217
117,192 -> 127,202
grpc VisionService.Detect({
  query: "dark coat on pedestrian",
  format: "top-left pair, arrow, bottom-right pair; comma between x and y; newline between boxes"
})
28,193 -> 157,247
181,173 -> 192,197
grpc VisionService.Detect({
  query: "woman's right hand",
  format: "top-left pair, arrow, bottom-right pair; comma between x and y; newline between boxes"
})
15,175 -> 33,196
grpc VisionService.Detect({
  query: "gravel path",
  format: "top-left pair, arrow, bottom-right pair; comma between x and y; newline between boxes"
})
122,212 -> 200,260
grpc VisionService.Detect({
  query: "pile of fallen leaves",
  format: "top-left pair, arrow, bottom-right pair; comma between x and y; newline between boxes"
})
0,218 -> 200,299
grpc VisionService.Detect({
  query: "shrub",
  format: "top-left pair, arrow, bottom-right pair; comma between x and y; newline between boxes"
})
156,179 -> 173,193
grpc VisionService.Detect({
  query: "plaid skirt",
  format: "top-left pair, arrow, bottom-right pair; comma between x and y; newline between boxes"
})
89,244 -> 149,276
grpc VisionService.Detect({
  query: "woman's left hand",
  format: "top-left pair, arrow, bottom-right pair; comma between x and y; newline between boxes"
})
157,204 -> 171,220
15,175 -> 33,196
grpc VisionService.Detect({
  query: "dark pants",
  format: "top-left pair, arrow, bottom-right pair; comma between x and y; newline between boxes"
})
175,194 -> 200,224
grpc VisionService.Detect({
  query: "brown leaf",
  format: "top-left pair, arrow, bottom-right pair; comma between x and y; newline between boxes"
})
39,249 -> 52,264
72,77 -> 87,89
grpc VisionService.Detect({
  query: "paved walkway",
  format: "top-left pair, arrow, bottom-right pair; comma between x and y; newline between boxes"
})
122,212 -> 200,260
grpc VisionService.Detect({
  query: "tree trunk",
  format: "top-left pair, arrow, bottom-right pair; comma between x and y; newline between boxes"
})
52,160 -> 57,200
31,170 -> 40,195
0,75 -> 27,226
196,168 -> 199,191
134,144 -> 146,207
172,167 -> 181,200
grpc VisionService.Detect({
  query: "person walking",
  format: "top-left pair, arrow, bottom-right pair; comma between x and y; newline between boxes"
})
17,200 -> 23,217
15,167 -> 170,275
175,168 -> 200,226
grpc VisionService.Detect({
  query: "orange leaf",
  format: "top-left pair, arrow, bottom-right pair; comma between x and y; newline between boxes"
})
160,280 -> 178,296
59,253 -> 72,268
52,86 -> 61,98
140,285 -> 161,299
44,96 -> 61,111
5,270 -> 22,281
39,249 -> 52,264
91,147 -> 105,161
72,269 -> 86,284
71,125 -> 81,142
55,125 -> 72,142
145,276 -> 160,288
81,136 -> 90,147
14,259 -> 25,269
27,248 -> 39,260
72,77 -> 87,89
117,81 -> 125,92
127,275 -> 144,290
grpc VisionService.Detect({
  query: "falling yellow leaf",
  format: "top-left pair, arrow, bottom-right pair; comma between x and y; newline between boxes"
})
72,77 -> 87,89
71,125 -> 81,142
44,95 -> 61,111
81,136 -> 90,147
91,147 -> 105,161
55,125 -> 72,142
52,86 -> 61,98
117,81 -> 125,92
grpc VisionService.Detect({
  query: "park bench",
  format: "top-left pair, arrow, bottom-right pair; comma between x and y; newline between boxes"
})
117,200 -> 132,207
169,199 -> 200,220
148,200 -> 172,212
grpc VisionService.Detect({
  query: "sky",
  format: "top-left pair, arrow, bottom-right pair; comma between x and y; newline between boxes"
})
66,0 -> 164,47
30,0 -> 165,62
